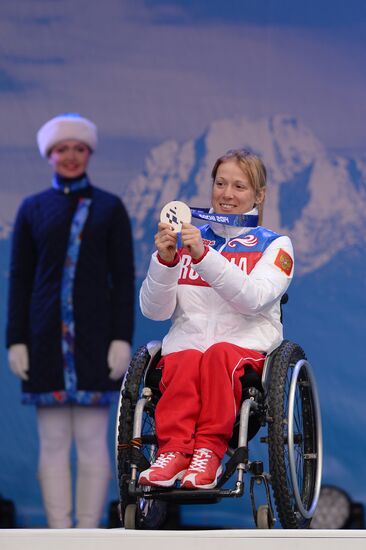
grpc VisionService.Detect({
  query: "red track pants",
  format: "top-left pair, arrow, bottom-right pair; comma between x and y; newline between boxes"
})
155,342 -> 265,459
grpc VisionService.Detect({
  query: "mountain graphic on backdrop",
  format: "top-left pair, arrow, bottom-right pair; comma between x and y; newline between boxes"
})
126,113 -> 366,278
1,114 -> 366,512
125,114 -> 366,501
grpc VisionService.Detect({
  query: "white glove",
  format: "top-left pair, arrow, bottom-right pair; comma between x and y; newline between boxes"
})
107,340 -> 131,380
8,344 -> 29,381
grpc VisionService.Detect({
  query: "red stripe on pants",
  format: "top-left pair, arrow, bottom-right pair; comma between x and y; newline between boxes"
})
155,342 -> 265,459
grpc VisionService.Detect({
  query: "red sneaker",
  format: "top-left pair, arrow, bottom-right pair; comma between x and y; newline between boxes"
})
139,452 -> 191,487
181,448 -> 223,489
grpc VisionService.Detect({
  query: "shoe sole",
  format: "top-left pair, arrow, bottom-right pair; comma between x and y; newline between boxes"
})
139,469 -> 187,488
181,465 -> 224,489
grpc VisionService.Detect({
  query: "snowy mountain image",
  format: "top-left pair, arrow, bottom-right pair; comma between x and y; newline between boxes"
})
0,0 -> 365,528
1,113 -> 366,525
126,114 -> 366,514
127,114 -> 366,277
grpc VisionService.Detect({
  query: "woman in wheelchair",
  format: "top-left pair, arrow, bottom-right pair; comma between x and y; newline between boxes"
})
138,149 -> 294,490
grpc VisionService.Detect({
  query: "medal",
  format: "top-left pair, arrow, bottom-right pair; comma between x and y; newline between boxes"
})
160,201 -> 192,233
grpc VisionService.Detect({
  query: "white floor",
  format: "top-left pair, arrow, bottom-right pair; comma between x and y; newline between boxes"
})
1,528 -> 366,550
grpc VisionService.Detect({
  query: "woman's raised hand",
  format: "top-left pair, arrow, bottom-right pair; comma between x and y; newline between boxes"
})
155,222 -> 178,263
181,223 -> 205,260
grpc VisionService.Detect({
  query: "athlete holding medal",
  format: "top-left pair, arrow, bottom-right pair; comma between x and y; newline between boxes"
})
139,149 -> 294,489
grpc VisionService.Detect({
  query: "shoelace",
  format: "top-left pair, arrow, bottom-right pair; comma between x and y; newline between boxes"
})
152,452 -> 177,469
188,449 -> 212,472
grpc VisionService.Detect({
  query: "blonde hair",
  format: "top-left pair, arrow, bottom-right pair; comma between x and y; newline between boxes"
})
211,149 -> 267,224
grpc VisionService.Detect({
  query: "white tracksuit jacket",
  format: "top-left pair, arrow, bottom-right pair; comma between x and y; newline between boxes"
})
140,221 -> 294,356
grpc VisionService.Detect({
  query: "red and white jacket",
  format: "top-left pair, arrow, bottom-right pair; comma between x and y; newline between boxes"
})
140,221 -> 294,356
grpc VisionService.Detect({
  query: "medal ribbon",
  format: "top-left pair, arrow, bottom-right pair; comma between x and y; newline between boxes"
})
190,207 -> 258,227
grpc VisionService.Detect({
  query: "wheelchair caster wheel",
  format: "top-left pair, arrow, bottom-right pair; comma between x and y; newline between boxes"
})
124,503 -> 137,529
257,505 -> 273,529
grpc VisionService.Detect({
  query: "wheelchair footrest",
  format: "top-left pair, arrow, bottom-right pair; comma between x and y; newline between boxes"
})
130,446 -> 150,472
129,483 -> 244,503
217,446 -> 248,488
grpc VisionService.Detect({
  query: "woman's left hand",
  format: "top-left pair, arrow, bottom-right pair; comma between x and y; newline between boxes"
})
181,223 -> 205,260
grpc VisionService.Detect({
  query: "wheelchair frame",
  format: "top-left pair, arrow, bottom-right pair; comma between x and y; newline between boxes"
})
115,339 -> 322,530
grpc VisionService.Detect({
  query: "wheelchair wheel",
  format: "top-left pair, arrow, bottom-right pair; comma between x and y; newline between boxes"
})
267,340 -> 322,528
116,345 -> 167,529
124,504 -> 137,529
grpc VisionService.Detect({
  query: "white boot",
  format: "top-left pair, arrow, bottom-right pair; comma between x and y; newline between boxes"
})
75,466 -> 111,528
38,467 -> 72,528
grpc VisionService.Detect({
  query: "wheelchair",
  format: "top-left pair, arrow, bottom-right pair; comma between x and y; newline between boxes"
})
115,336 -> 322,530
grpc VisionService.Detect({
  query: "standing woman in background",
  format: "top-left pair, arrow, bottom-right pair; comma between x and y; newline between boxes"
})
6,114 -> 135,528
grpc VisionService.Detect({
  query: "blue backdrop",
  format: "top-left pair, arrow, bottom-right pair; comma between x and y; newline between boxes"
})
0,0 -> 366,528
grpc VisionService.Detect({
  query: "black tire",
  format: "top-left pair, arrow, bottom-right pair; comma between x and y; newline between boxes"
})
116,345 -> 167,529
267,340 -> 321,528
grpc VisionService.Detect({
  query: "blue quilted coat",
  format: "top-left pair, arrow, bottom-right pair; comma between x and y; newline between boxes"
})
6,175 -> 134,405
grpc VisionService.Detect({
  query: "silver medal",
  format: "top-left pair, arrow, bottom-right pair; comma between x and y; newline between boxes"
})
160,201 -> 192,233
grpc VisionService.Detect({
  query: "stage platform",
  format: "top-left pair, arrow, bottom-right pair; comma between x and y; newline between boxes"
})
1,528 -> 366,550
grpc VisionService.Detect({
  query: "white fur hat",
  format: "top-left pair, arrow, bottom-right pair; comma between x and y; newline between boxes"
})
37,113 -> 98,157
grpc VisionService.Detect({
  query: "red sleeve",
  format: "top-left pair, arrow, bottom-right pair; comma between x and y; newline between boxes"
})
157,252 -> 180,267
191,246 -> 209,264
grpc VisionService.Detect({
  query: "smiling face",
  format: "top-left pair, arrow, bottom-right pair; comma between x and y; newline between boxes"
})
211,159 -> 265,214
48,139 -> 91,179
